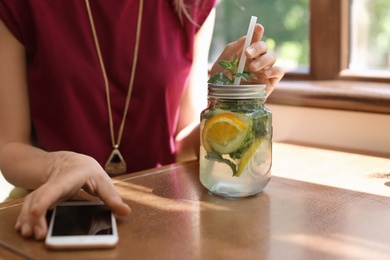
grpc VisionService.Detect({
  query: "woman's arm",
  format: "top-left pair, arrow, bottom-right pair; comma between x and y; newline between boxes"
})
175,8 -> 216,162
0,18 -> 46,188
0,19 -> 130,240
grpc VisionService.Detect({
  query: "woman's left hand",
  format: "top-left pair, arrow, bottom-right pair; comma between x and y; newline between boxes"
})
210,24 -> 284,98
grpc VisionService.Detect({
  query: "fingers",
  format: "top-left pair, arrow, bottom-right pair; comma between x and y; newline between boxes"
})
82,163 -> 131,218
209,22 -> 284,99
15,175 -> 131,240
247,48 -> 275,72
264,66 -> 284,97
15,191 -> 50,240
92,174 -> 131,219
246,41 -> 268,59
210,24 -> 265,75
251,24 -> 264,43
15,181 -> 73,240
210,36 -> 245,75
245,24 -> 284,97
14,153 -> 131,240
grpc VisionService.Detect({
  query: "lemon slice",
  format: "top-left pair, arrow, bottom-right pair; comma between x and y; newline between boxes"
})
202,112 -> 250,154
236,138 -> 263,177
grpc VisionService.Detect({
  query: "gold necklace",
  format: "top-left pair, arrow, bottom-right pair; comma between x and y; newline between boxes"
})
85,0 -> 144,175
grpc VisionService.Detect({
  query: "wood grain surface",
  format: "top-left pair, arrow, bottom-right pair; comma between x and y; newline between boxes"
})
1,143 -> 389,259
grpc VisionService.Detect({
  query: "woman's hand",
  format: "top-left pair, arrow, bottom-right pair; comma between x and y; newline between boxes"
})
14,152 -> 131,240
210,24 -> 284,98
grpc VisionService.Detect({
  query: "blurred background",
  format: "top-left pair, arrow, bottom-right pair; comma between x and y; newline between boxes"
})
208,0 -> 390,158
209,0 -> 390,72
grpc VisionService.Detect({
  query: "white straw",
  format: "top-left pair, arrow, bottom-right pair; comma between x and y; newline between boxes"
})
234,16 -> 257,85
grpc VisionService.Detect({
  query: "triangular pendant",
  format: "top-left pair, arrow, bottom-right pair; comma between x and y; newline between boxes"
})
105,148 -> 127,175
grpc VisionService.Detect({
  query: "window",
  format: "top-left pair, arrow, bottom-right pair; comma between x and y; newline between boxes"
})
210,0 -> 390,82
310,0 -> 390,81
209,0 -> 390,114
209,0 -> 309,72
350,0 -> 390,71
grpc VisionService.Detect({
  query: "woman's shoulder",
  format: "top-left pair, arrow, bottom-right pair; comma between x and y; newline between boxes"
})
0,1 -> 59,45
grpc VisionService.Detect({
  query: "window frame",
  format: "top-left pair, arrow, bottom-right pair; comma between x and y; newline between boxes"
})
310,0 -> 349,80
270,0 -> 390,114
285,0 -> 390,82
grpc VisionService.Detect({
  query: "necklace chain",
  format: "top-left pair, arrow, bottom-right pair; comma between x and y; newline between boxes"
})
85,0 -> 143,149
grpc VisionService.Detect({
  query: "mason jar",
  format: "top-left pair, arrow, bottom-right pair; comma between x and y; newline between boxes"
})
199,84 -> 272,197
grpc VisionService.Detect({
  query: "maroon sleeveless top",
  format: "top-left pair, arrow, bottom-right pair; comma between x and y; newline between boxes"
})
0,0 -> 215,172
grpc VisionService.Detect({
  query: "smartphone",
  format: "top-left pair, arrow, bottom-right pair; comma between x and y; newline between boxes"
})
45,201 -> 118,249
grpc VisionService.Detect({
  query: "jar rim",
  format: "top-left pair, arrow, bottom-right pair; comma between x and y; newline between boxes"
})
208,84 -> 266,99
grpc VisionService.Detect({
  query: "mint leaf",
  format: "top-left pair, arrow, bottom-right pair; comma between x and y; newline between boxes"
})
209,55 -> 254,85
207,73 -> 233,85
205,152 -> 237,176
235,72 -> 250,82
218,60 -> 233,71
232,55 -> 239,68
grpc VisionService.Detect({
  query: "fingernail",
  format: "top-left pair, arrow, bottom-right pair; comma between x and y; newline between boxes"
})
21,223 -> 31,237
264,69 -> 272,77
247,47 -> 256,57
34,226 -> 45,240
252,60 -> 261,70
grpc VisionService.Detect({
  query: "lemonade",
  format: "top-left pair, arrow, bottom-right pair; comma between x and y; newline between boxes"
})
199,84 -> 272,197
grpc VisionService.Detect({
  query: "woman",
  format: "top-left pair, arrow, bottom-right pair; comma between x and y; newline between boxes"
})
0,0 -> 283,240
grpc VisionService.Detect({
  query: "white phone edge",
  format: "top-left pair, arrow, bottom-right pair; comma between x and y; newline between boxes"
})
45,201 -> 118,250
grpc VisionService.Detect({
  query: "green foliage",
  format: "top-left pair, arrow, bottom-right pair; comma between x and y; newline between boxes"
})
204,111 -> 271,177
362,0 -> 390,67
209,0 -> 309,68
205,152 -> 238,176
210,0 -> 390,69
208,55 -> 255,85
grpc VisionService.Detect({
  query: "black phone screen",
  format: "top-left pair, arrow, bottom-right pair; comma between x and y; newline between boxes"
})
51,204 -> 113,236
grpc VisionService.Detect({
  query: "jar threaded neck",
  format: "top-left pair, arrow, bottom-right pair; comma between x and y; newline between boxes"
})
208,84 -> 266,99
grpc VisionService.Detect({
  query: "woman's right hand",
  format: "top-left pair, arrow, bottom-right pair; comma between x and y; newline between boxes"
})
210,24 -> 284,98
14,152 -> 131,240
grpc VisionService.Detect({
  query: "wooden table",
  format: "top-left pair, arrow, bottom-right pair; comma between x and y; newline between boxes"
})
1,143 -> 390,259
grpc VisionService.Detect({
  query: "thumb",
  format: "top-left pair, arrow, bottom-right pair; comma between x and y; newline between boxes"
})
210,36 -> 246,75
